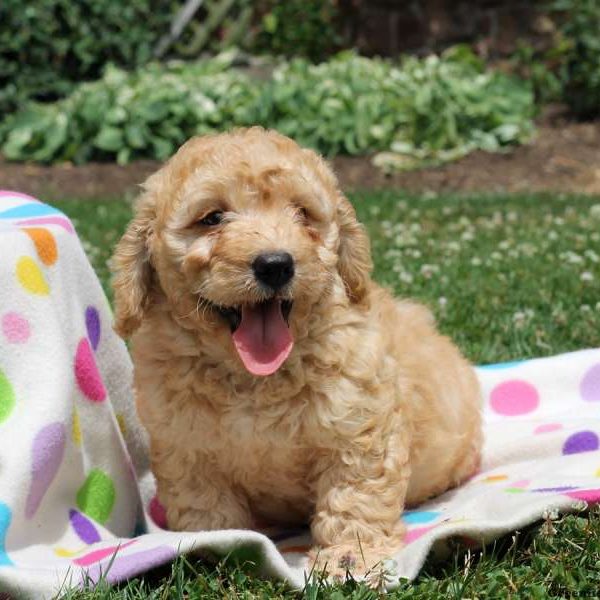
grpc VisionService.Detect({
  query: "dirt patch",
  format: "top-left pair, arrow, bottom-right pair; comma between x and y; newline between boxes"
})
2,111 -> 599,200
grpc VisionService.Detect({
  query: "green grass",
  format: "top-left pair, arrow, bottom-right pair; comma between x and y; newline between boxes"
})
50,192 -> 600,598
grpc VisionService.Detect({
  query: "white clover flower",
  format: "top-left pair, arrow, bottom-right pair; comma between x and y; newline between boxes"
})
596,301 -> 600,311
581,271 -> 594,282
420,263 -> 439,278
490,251 -> 502,261
548,231 -> 559,241
461,230 -> 475,242
542,507 -> 559,521
399,272 -> 414,284
470,257 -> 482,266
590,204 -> 600,219
411,249 -> 423,259
513,311 -> 526,327
571,499 -> 588,512
438,296 -> 448,308
561,251 -> 584,264
584,249 -> 599,263
581,305 -> 592,313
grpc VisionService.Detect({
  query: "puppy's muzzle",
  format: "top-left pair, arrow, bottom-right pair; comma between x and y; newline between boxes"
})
252,251 -> 295,290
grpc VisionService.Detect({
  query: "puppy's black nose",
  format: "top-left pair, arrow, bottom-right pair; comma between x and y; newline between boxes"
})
252,251 -> 295,290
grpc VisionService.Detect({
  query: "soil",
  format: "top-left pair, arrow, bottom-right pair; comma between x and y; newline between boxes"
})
1,108 -> 599,200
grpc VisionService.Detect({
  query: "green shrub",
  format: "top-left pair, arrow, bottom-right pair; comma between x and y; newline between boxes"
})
552,0 -> 600,118
253,0 -> 341,62
0,48 -> 535,168
0,0 -> 177,116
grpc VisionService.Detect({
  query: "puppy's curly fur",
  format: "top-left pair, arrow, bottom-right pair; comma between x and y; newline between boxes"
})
112,128 -> 482,575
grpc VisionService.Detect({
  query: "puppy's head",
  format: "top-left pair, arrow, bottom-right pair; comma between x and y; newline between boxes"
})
112,128 -> 372,376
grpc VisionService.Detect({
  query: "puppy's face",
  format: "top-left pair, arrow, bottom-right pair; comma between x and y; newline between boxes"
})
112,129 -> 372,376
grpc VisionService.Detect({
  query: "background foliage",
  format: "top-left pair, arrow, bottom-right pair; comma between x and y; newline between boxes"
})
0,0 -> 180,116
0,48 -> 534,167
552,0 -> 600,119
253,0 -> 342,62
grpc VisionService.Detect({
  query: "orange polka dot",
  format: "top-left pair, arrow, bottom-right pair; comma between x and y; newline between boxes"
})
483,474 -> 508,483
280,544 -> 311,554
22,228 -> 57,266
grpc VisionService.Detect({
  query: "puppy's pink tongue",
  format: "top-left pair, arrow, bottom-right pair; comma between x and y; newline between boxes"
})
232,301 -> 293,376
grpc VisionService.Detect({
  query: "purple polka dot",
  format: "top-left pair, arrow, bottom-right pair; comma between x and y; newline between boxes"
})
25,422 -> 66,518
85,306 -> 101,351
69,509 -> 101,544
562,431 -> 600,455
532,486 -> 578,493
580,363 -> 600,402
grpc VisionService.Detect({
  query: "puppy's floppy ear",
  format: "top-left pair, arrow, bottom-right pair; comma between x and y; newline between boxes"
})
336,194 -> 373,303
111,192 -> 156,338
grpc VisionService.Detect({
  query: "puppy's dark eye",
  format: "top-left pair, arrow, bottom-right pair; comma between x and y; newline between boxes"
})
198,211 -> 224,226
297,207 -> 308,221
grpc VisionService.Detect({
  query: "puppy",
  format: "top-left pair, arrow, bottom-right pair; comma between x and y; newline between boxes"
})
112,128 -> 482,575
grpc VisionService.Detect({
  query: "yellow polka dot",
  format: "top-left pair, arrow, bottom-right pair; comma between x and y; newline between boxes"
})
22,228 -> 58,266
116,413 -> 127,437
595,467 -> 600,477
72,410 -> 82,446
16,256 -> 49,295
54,546 -> 86,558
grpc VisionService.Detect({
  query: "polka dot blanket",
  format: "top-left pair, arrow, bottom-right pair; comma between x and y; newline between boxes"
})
0,191 -> 599,598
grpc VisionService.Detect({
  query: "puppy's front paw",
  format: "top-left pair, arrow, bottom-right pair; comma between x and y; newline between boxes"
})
308,543 -> 400,581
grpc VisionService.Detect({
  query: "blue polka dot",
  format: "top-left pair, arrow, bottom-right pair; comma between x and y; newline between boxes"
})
403,510 -> 440,524
0,501 -> 14,566
478,360 -> 526,371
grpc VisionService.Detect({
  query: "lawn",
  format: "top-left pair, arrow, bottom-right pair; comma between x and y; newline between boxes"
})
50,191 -> 600,599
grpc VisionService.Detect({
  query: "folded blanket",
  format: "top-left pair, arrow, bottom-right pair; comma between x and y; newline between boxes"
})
0,191 -> 599,599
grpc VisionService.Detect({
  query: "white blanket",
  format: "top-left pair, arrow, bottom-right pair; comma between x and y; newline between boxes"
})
0,190 -> 599,598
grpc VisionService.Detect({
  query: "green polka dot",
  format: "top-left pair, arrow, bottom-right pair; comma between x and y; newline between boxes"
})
76,469 -> 115,524
0,369 -> 15,424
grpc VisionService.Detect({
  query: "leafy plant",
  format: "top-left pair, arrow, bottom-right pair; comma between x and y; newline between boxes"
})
254,0 -> 342,62
552,0 -> 600,119
0,48 -> 535,168
0,0 -> 179,116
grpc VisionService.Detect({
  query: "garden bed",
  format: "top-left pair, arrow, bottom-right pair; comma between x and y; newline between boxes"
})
2,110 -> 599,200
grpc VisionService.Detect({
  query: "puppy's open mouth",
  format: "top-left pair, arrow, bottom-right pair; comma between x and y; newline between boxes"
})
217,300 -> 293,377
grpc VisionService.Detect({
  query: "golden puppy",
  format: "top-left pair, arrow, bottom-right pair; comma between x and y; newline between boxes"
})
112,127 -> 482,575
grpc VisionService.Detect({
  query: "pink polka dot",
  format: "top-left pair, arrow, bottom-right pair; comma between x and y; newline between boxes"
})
490,380 -> 539,416
149,496 -> 168,529
74,338 -> 106,402
534,423 -> 563,434
404,525 -> 436,544
2,312 -> 30,344
565,488 -> 600,503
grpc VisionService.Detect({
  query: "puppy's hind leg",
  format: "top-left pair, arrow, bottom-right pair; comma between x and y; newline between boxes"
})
152,449 -> 254,532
